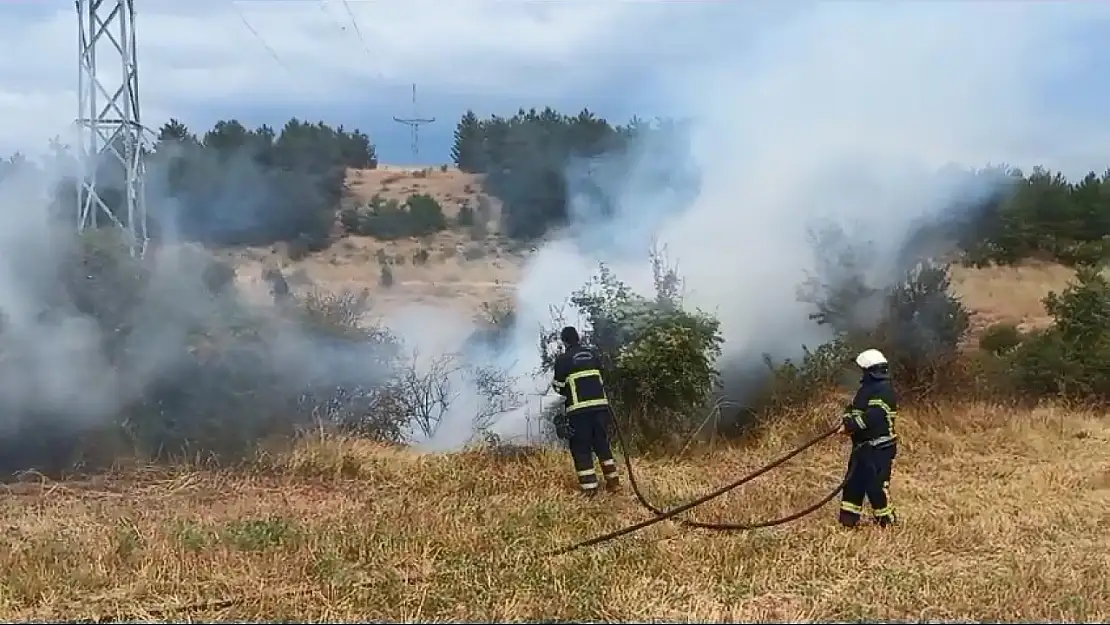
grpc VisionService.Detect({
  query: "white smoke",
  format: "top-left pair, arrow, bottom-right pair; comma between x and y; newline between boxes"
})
417,2 -> 1110,449
1,2 -> 1108,457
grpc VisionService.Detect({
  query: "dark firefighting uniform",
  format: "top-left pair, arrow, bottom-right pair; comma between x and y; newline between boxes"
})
839,369 -> 899,527
552,345 -> 620,493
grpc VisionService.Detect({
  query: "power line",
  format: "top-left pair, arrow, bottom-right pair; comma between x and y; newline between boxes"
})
339,0 -> 375,62
228,1 -> 297,79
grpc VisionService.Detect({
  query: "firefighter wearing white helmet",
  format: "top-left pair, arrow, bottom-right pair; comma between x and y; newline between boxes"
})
836,348 -> 899,528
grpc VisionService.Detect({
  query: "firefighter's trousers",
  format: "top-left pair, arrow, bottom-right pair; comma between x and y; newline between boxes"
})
839,444 -> 897,526
567,408 -> 620,493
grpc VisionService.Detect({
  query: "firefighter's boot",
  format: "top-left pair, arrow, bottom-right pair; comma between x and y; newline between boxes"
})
600,458 -> 621,492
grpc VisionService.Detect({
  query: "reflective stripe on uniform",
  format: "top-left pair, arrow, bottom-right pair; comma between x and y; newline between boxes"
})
848,408 -> 866,429
873,505 -> 895,518
600,458 -> 618,477
840,501 -> 863,514
576,468 -> 599,489
868,434 -> 896,447
867,398 -> 898,442
868,398 -> 895,413
565,368 -> 609,412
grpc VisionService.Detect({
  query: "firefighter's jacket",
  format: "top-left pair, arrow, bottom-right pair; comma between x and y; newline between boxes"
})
552,345 -> 610,416
841,372 -> 898,449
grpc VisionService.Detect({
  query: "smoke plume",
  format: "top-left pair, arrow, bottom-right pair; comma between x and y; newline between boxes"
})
1,3 -> 1108,461
433,2 -> 1110,447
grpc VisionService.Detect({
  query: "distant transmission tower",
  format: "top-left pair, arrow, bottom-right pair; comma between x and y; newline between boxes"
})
75,0 -> 148,257
393,83 -> 435,163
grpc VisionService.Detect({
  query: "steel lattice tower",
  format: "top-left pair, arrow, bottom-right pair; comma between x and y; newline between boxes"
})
75,0 -> 147,257
393,83 -> 435,163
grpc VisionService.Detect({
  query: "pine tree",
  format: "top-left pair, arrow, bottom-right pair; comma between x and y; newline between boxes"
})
451,110 -> 485,173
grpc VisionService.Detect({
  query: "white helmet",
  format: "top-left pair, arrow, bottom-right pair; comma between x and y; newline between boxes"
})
855,348 -> 888,370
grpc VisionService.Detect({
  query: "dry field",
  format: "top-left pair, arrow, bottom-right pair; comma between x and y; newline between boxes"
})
0,256 -> 1107,622
950,260 -> 1079,337
17,165 -> 1101,621
3,400 -> 1108,622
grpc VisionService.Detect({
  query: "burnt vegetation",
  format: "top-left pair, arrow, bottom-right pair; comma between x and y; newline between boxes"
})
0,108 -> 1105,476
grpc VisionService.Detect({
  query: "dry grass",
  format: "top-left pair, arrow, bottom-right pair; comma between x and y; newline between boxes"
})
123,207 -> 1107,620
5,401 -> 1110,622
345,166 -> 501,222
950,260 -> 1077,338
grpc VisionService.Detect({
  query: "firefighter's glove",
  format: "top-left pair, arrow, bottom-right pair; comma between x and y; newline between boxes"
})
553,415 -> 572,440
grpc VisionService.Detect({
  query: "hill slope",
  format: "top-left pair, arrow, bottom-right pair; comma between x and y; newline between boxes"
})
6,400 -> 1110,622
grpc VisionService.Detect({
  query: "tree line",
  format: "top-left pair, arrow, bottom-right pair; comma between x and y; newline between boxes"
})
451,107 -> 698,239
1,104 -> 1110,471
0,117 -> 377,252
449,110 -> 1110,269
2,106 -> 1109,270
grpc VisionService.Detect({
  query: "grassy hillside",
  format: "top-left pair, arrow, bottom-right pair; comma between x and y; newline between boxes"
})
2,257 -> 1106,622
5,399 -> 1106,622
223,166 -> 521,315
5,172 -> 1103,621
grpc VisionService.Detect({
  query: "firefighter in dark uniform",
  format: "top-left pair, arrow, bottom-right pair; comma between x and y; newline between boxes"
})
837,348 -> 899,527
551,326 -> 621,496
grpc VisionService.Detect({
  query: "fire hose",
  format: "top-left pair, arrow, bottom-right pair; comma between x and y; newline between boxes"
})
545,414 -> 855,557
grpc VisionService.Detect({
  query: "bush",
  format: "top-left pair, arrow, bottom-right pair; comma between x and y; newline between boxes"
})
749,338 -> 856,424
0,230 -> 525,476
405,194 -> 447,236
797,223 -> 971,401
541,248 -> 723,452
457,202 -> 475,227
1008,266 -> 1110,401
343,194 -> 448,240
979,322 -> 1023,355
875,261 -> 971,396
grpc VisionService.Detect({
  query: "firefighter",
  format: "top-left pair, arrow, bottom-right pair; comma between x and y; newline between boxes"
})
837,348 -> 899,528
551,326 -> 621,496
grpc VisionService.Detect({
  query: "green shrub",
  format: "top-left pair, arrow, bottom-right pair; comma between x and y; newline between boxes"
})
0,231 -> 425,477
541,248 -> 723,451
798,223 -> 971,401
979,322 -> 1023,355
1008,265 -> 1110,401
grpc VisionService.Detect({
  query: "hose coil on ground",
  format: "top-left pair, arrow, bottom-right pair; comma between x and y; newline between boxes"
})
545,412 -> 854,556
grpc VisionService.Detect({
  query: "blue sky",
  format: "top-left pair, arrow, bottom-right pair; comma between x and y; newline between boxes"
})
3,1 -> 1110,175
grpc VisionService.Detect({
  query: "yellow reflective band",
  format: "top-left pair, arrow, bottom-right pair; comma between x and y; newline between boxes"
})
580,482 -> 599,490
600,459 -> 616,466
576,469 -> 596,477
568,398 -> 609,411
565,369 -> 608,412
873,506 -> 895,518
566,369 -> 602,383
868,398 -> 898,437
868,398 -> 894,414
854,415 -> 867,429
840,502 -> 863,513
